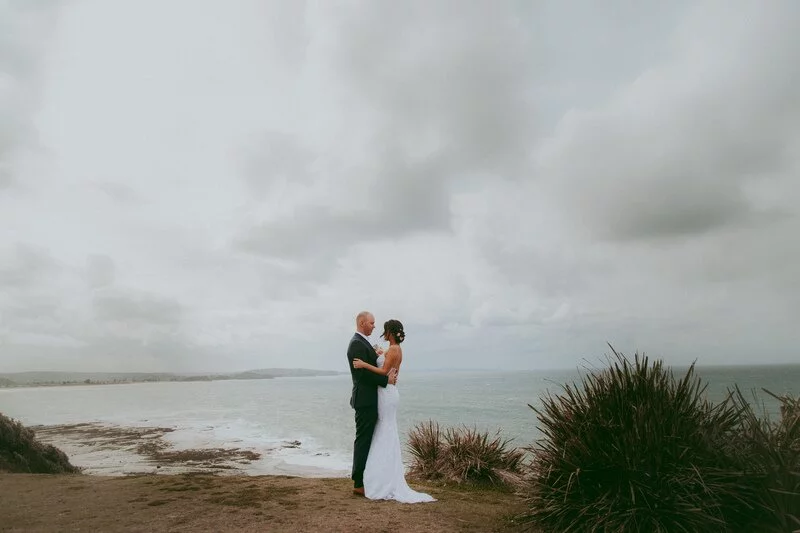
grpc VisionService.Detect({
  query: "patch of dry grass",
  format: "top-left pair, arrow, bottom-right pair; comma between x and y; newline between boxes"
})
0,473 -> 530,532
407,420 -> 527,488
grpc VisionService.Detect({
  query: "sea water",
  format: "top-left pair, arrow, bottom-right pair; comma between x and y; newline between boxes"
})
1,365 -> 798,476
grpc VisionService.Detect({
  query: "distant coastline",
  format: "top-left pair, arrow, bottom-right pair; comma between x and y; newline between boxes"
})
3,362 -> 800,388
0,369 -> 345,389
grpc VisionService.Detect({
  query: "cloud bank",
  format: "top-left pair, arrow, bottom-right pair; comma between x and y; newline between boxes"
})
1,0 -> 798,372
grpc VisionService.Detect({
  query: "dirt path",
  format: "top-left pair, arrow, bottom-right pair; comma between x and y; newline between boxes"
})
0,474 -> 529,532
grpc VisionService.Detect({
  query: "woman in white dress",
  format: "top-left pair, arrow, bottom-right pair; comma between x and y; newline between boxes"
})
352,319 -> 436,504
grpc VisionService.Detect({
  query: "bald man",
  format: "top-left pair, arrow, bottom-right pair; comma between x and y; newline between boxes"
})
347,311 -> 397,495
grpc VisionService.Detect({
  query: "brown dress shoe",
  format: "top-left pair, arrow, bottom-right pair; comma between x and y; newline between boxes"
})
352,487 -> 365,496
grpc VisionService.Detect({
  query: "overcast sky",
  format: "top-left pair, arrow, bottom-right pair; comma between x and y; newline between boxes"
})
1,0 -> 798,373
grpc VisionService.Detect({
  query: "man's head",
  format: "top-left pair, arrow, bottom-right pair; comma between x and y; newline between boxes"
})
356,311 -> 375,336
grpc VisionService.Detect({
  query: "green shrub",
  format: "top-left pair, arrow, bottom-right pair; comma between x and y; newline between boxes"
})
407,420 -> 526,487
0,412 -> 80,474
726,387 -> 800,532
522,347 -> 755,532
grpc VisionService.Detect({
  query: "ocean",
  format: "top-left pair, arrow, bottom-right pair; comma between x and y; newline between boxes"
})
1,365 -> 798,476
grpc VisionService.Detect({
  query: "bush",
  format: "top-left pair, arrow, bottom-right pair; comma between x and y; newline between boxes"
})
0,412 -> 80,474
726,387 -> 800,532
407,420 -> 526,487
407,420 -> 444,480
522,347 -> 756,532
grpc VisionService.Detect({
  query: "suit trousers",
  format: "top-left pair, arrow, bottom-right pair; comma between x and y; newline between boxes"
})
351,405 -> 379,487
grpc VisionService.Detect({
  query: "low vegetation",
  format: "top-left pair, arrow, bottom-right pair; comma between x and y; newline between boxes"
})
0,412 -> 79,474
727,387 -> 800,532
405,347 -> 799,531
407,420 -> 527,488
519,346 -> 800,532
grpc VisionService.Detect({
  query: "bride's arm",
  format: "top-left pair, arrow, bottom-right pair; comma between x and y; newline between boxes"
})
352,359 -> 387,375
353,347 -> 398,375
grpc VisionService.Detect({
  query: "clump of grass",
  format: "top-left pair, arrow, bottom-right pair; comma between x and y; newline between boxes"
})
521,346 -> 754,532
441,426 -> 527,486
407,420 -> 526,487
0,412 -> 80,474
726,387 -> 800,532
407,420 -> 444,480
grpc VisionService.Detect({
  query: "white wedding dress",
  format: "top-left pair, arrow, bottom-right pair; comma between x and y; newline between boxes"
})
363,355 -> 436,503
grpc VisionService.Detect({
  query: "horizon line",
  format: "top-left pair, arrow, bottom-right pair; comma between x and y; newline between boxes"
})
2,361 -> 800,376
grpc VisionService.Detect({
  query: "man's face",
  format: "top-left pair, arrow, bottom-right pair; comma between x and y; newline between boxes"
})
363,314 -> 375,336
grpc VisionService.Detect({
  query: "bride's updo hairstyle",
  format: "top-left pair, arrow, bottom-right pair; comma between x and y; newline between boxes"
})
382,319 -> 405,343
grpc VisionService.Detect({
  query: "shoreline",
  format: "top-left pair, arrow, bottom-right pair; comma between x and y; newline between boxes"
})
0,372 -> 348,391
33,422 -> 350,478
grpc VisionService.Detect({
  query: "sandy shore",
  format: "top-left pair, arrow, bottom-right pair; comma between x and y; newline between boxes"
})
0,474 -> 528,532
31,422 -> 346,477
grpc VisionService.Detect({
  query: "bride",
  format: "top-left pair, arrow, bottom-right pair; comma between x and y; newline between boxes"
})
352,319 -> 436,504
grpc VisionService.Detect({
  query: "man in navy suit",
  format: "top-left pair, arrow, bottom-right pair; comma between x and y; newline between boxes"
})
347,311 -> 397,495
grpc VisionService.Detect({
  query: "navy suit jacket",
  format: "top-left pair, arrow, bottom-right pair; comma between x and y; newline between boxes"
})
347,333 -> 389,409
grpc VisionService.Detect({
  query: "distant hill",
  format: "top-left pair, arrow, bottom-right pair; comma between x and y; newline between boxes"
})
0,369 -> 344,387
239,368 -> 341,378
0,371 -> 174,385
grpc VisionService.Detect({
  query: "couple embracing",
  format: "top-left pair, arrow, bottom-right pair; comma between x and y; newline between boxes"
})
346,311 -> 436,503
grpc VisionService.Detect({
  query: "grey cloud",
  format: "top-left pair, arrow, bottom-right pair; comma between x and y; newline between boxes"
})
0,242 -> 59,289
0,241 -> 175,329
85,254 -> 115,289
0,244 -> 83,348
4,1 -> 800,373
0,243 -> 186,357
234,163 -> 452,293
2,300 -> 59,321
539,2 -> 800,242
237,212 -> 365,261
258,0 -> 310,68
0,337 -> 211,373
0,1 -> 62,189
480,242 -> 597,301
91,181 -> 143,205
0,164 -> 13,188
236,154 -> 450,259
335,1 -> 535,175
238,131 -> 317,199
92,291 -> 183,327
598,180 -> 750,242
234,1 -> 535,274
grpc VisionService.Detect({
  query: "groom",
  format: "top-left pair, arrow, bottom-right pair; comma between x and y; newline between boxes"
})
347,311 -> 397,495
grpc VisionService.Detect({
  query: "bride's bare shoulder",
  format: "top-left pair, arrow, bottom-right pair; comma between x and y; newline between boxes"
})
385,345 -> 401,360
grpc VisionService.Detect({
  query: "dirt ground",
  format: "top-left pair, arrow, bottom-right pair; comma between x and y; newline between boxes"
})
0,473 -> 531,532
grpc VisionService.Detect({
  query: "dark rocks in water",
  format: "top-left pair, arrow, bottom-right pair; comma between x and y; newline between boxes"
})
283,440 -> 301,448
